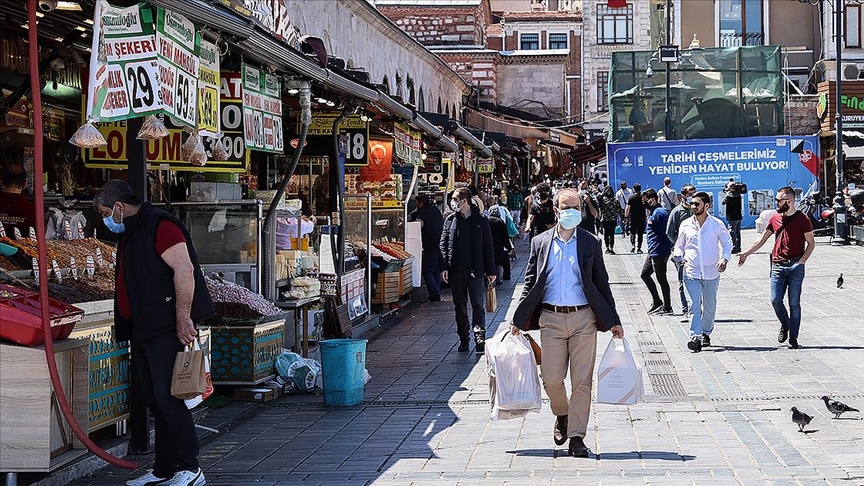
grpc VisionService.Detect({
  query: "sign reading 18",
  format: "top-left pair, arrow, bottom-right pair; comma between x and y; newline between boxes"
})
344,132 -> 366,161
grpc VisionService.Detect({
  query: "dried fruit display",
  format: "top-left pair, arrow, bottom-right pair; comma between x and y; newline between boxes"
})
374,242 -> 412,260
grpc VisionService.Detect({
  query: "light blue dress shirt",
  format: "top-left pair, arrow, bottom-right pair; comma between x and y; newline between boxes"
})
542,229 -> 590,306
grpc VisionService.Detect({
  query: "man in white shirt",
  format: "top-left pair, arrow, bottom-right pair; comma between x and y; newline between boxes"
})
672,191 -> 732,353
658,177 -> 679,211
615,181 -> 634,237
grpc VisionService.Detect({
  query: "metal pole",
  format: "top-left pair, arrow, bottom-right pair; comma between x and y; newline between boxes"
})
665,0 -> 672,140
834,1 -> 849,244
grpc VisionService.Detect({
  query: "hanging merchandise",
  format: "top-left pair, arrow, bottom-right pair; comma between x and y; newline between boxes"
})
69,120 -> 107,148
197,39 -> 220,137
393,123 -> 422,166
210,132 -> 228,161
136,115 -> 169,140
189,136 -> 208,166
181,128 -> 197,161
241,63 -> 284,154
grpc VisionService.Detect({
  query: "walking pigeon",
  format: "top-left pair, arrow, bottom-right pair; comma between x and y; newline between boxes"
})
837,273 -> 844,289
822,396 -> 859,419
791,407 -> 813,432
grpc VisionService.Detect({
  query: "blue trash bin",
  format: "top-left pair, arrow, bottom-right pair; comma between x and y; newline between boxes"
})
320,339 -> 367,406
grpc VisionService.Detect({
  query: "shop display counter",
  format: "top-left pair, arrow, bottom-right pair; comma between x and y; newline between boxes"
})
0,338 -> 89,473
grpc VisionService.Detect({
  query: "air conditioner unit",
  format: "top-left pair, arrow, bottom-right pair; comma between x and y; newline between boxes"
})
842,62 -> 861,81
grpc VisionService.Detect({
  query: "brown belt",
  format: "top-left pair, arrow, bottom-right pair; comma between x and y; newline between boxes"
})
542,303 -> 589,314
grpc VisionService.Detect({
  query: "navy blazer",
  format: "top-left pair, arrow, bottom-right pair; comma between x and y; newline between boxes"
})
512,227 -> 621,332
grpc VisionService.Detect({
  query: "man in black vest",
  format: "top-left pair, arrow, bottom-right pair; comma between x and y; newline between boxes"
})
722,180 -> 744,254
94,180 -> 214,486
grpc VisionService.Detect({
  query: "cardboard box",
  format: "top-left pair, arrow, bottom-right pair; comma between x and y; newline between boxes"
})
233,385 -> 283,403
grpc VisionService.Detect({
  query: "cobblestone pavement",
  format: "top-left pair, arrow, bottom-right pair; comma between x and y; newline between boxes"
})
65,230 -> 864,486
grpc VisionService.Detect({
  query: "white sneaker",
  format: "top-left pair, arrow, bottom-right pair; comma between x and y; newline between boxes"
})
165,468 -> 205,486
126,470 -> 172,486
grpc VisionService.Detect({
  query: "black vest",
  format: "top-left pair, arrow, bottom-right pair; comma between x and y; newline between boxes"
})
114,202 -> 214,343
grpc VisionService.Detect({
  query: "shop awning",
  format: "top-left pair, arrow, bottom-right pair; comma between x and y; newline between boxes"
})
449,121 -> 494,158
152,0 -> 457,152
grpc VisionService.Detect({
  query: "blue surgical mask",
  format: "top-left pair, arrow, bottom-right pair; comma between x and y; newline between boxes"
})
557,208 -> 582,230
103,206 -> 126,234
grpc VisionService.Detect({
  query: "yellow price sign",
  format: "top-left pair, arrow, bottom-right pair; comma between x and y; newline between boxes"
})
198,85 -> 219,135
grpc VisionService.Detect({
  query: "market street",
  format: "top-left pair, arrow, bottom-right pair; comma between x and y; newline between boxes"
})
66,230 -> 864,486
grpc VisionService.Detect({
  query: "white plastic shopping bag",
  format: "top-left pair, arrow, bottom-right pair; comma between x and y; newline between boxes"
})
486,330 -> 542,421
596,337 -> 644,405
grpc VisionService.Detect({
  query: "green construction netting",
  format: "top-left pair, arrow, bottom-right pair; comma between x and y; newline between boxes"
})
608,45 -> 783,142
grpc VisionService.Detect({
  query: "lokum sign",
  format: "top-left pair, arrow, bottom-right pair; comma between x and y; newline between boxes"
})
241,63 -> 284,153
87,0 -> 160,121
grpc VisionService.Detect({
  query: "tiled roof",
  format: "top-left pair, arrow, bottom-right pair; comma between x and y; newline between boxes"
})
375,0 -> 481,6
486,23 -> 503,36
501,10 -> 582,21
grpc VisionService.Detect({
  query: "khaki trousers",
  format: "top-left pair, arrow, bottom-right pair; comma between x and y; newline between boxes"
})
538,307 -> 598,438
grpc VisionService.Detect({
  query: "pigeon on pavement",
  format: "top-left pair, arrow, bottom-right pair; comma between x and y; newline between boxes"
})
837,273 -> 844,289
822,396 -> 859,419
791,407 -> 813,432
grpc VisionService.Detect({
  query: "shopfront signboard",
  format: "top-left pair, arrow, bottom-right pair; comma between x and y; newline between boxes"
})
156,9 -> 199,128
393,122 -> 421,166
304,112 -> 369,166
607,135 -> 820,229
87,0 -> 160,121
241,63 -> 284,154
197,40 -> 220,137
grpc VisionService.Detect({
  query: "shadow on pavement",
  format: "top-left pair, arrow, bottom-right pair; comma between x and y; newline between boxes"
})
593,451 -> 696,461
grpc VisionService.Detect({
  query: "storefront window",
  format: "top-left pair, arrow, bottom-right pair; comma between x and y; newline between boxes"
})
597,5 -> 634,44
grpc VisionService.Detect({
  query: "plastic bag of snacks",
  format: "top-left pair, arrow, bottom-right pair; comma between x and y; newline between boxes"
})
136,115 -> 169,140
181,129 -> 197,161
210,134 -> 228,161
69,121 -> 107,148
189,136 -> 208,166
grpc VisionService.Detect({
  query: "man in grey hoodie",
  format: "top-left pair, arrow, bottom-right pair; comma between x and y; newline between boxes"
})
666,184 -> 696,317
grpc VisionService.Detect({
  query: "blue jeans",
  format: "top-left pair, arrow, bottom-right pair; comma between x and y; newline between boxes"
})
770,262 -> 805,340
729,219 -> 742,252
422,250 -> 442,298
684,277 -> 720,339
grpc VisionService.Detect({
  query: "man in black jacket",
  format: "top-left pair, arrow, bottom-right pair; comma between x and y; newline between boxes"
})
440,187 -> 496,353
94,180 -> 214,486
510,188 -> 623,458
722,180 -> 744,253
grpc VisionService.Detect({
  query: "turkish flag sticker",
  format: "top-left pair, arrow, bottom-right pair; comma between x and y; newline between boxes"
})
800,149 -> 821,177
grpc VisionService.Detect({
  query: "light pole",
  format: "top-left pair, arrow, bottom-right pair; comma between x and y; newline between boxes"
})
833,0 -> 849,244
665,0 -> 672,140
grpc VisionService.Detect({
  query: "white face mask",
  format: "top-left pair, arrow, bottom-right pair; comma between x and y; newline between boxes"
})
450,199 -> 461,212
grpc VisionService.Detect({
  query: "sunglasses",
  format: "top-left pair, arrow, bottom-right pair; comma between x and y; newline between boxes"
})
690,201 -> 704,207
775,198 -> 791,203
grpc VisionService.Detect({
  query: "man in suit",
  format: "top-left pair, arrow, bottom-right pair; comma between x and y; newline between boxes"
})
510,188 -> 624,458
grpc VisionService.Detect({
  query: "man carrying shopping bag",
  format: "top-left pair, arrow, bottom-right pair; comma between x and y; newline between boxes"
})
509,188 -> 624,458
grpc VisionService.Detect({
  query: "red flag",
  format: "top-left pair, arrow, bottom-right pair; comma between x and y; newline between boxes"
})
800,150 -> 821,177
607,0 -> 628,7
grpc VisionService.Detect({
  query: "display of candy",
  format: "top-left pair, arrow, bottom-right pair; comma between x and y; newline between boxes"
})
210,136 -> 228,161
189,136 -> 208,166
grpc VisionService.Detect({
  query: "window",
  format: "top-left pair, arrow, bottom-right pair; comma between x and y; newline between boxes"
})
549,33 -> 568,49
597,71 -> 609,112
520,33 -> 540,50
597,4 -> 633,44
719,0 -> 764,46
848,4 -> 861,49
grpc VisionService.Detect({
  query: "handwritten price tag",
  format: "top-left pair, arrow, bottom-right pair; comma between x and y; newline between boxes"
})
77,220 -> 85,238
96,247 -> 104,267
52,259 -> 62,282
86,255 -> 95,279
32,258 -> 39,281
13,227 -> 22,240
64,220 -> 73,239
70,257 -> 78,280
111,252 -> 116,268
29,227 -> 36,240
0,224 -> 6,238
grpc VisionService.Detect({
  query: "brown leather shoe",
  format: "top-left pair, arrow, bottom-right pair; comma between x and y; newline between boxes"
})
568,436 -> 589,457
553,415 -> 568,446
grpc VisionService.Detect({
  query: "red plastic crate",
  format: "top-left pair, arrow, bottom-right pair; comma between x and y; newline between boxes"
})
0,284 -> 84,347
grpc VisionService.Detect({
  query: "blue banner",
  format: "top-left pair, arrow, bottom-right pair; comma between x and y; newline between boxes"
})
607,136 -> 820,228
